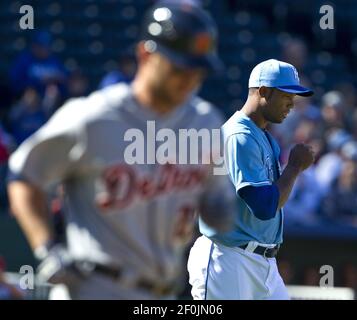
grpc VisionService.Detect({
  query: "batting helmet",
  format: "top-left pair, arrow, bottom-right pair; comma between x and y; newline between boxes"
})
140,1 -> 223,73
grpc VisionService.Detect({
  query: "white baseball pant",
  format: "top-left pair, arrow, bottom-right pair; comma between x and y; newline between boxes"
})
187,235 -> 290,300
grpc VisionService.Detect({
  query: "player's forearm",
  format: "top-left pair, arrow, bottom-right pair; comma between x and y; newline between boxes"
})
7,181 -> 53,251
274,164 -> 301,209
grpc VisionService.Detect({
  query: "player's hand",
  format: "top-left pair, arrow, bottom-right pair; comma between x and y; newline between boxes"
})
36,244 -> 84,286
287,143 -> 315,172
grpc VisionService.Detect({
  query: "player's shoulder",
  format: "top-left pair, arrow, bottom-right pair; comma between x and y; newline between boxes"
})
222,111 -> 265,152
94,82 -> 132,109
51,83 -> 131,124
222,110 -> 254,136
189,96 -> 226,127
80,82 -> 131,115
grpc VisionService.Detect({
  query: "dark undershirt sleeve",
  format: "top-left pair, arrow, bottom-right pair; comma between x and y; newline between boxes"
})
238,184 -> 280,220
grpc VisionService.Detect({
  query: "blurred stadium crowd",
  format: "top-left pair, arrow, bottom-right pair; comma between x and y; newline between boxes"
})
0,0 -> 357,299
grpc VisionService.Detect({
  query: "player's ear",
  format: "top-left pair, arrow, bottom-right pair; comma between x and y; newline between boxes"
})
258,86 -> 267,98
258,86 -> 273,100
136,41 -> 151,64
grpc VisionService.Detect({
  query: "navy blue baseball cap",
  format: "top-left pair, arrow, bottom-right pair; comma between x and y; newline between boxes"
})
140,1 -> 223,73
248,59 -> 313,96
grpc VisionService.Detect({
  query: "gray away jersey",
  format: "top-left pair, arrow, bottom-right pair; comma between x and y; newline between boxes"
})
9,83 -> 235,286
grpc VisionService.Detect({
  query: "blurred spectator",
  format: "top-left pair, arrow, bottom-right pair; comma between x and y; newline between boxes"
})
277,117 -> 324,226
320,90 -> 346,131
284,167 -> 322,226
281,38 -> 308,72
9,30 -> 68,98
351,109 -> 357,141
291,117 -> 325,163
278,259 -> 296,285
320,158 -> 357,227
98,53 -> 136,89
8,87 -> 47,145
0,257 -> 25,300
272,90 -> 321,156
42,83 -> 65,118
0,124 -> 14,210
0,76 -> 14,124
0,125 -> 13,163
302,266 -> 321,286
335,82 -> 357,105
341,140 -> 357,161
333,82 -> 357,132
67,70 -> 89,98
340,263 -> 357,290
314,128 -> 352,196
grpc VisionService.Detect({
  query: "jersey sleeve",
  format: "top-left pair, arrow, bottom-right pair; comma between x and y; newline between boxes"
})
225,133 -> 271,192
8,98 -> 87,190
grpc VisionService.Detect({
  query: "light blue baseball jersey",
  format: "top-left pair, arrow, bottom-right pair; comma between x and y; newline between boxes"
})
199,110 -> 284,246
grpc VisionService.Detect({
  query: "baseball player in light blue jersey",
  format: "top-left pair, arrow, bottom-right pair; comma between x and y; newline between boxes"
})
188,59 -> 315,300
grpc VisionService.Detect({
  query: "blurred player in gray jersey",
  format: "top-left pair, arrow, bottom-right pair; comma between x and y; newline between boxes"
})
7,1 -> 235,299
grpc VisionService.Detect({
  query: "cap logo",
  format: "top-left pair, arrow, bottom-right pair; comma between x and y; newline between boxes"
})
192,33 -> 213,55
292,66 -> 299,82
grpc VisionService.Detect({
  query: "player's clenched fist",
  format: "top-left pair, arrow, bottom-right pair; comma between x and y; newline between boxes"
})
287,143 -> 315,171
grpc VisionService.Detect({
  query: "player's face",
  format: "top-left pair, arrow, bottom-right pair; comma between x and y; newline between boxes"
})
263,88 -> 296,123
149,53 -> 206,107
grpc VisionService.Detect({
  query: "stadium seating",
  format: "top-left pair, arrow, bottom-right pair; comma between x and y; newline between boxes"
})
0,0 -> 356,118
